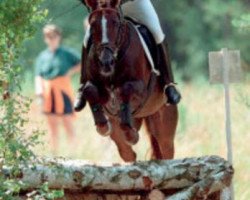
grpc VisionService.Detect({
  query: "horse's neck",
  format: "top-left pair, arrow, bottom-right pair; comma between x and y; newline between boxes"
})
116,21 -> 135,59
118,22 -> 130,46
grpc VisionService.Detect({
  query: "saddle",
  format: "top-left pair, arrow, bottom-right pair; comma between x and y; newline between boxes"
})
125,17 -> 158,73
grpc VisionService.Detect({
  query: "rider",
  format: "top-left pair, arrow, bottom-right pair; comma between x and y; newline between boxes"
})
74,0 -> 181,111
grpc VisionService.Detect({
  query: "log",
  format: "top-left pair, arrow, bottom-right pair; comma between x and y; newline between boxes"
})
3,156 -> 233,200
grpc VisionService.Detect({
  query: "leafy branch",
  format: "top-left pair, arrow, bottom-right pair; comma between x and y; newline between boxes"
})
0,0 -> 63,199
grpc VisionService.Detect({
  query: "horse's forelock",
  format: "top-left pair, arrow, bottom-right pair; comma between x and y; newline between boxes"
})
89,8 -> 120,24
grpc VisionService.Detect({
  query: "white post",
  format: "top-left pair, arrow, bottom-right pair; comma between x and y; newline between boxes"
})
222,48 -> 234,200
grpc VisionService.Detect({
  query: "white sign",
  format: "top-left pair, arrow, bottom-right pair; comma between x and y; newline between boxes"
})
209,48 -> 243,200
209,50 -> 242,84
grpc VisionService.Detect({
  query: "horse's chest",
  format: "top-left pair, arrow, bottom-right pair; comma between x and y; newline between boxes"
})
107,87 -> 119,111
103,85 -> 145,117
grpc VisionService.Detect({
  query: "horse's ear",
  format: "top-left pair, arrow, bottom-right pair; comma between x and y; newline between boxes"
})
110,0 -> 121,8
85,0 -> 98,10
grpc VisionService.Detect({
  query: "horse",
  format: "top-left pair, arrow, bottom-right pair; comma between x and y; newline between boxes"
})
80,0 -> 178,162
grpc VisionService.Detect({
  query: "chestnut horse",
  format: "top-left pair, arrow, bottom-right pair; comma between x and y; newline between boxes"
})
81,0 -> 178,162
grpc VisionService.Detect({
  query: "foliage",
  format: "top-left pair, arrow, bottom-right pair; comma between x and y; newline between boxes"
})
153,0 -> 250,80
26,182 -> 64,200
0,0 -> 63,199
233,14 -> 250,30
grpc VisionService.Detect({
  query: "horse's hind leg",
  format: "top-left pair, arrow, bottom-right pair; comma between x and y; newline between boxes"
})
145,129 -> 162,160
110,117 -> 143,162
145,105 -> 178,159
83,82 -> 111,136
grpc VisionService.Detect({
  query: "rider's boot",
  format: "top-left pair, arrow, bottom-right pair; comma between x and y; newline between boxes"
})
74,83 -> 87,112
74,46 -> 87,112
157,41 -> 181,105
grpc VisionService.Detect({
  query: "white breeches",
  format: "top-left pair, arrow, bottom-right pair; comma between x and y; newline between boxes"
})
83,0 -> 165,47
122,0 -> 165,44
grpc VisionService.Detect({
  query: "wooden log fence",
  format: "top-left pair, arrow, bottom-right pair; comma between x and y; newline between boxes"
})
3,156 -> 233,200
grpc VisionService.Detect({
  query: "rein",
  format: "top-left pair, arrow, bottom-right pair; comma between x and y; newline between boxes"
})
115,21 -> 131,62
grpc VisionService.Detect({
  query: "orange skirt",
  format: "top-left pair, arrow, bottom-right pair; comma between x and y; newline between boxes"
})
42,76 -> 75,115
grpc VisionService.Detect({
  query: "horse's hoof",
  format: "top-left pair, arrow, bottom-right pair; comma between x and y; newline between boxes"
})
124,128 -> 139,146
96,121 -> 112,137
120,123 -> 133,131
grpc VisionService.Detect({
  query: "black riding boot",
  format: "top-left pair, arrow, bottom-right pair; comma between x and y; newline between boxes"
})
157,42 -> 181,105
74,46 -> 88,112
74,84 -> 87,112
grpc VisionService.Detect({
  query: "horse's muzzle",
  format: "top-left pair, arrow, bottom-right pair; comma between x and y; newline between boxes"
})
98,47 -> 115,76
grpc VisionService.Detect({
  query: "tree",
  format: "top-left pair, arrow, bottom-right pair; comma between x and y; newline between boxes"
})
8,156 -> 233,200
233,14 -> 250,29
0,0 -> 63,199
153,1 -> 250,80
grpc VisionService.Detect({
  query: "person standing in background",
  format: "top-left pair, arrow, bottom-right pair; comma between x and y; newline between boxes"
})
35,24 -> 81,154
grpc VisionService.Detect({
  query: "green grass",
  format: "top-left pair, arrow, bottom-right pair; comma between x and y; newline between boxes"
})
22,72 -> 250,199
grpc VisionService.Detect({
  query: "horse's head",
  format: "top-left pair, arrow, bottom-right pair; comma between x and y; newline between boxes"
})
86,0 -> 122,77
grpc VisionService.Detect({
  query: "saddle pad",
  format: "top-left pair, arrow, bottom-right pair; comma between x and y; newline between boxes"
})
133,24 -> 160,76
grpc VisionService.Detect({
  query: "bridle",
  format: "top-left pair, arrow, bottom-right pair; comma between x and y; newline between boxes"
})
88,7 -> 125,61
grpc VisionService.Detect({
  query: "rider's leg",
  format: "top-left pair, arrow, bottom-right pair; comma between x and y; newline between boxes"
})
74,44 -> 88,111
122,0 -> 164,44
74,24 -> 94,111
122,0 -> 181,104
157,42 -> 181,105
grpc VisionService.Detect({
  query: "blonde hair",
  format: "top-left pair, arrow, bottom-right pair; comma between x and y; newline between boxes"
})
43,24 -> 62,37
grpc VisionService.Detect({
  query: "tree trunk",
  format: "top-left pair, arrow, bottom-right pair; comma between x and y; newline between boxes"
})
4,156 -> 233,200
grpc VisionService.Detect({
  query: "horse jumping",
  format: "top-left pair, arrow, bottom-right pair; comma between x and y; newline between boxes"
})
76,0 -> 178,162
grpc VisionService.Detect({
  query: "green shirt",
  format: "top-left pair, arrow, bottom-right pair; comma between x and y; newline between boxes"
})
35,46 -> 80,80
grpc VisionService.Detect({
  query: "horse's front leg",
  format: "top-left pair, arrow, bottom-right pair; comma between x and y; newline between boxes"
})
119,80 -> 144,145
83,81 -> 111,136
